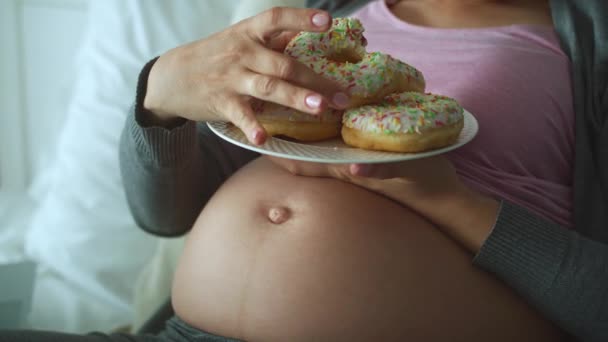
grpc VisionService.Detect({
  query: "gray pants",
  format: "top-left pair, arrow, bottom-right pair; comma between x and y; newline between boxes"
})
0,316 -> 240,342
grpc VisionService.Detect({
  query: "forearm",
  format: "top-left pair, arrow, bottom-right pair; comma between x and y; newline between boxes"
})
403,187 -> 500,253
119,58 -> 258,236
473,201 -> 608,341
119,111 -> 209,237
414,190 -> 608,341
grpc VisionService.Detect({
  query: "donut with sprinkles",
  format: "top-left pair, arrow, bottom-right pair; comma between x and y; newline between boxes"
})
252,100 -> 343,141
284,17 -> 425,107
342,92 -> 464,152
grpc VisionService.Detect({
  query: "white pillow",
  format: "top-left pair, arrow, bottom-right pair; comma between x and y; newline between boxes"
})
24,0 -> 235,333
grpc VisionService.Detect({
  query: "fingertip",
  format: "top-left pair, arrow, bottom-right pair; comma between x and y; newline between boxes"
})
251,128 -> 267,145
305,94 -> 323,110
311,11 -> 331,29
305,93 -> 332,115
350,163 -> 372,177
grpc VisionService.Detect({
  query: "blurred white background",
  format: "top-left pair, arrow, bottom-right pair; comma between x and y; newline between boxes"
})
0,0 -> 91,330
0,0 -> 88,241
0,0 -> 305,334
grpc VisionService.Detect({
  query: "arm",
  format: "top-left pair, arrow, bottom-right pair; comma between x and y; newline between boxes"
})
306,1 -> 608,339
472,200 -> 608,342
354,162 -> 608,341
119,8 -> 349,236
413,183 -> 608,341
268,157 -> 608,341
119,58 -> 258,237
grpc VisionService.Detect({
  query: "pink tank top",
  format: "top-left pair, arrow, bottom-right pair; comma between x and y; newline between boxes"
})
352,0 -> 575,227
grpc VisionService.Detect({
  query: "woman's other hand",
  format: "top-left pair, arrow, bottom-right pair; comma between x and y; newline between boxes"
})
269,156 -> 500,253
143,7 -> 350,144
268,156 -> 464,203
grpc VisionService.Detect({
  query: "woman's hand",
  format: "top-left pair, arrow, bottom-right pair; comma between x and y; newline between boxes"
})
268,156 -> 500,253
268,155 -> 464,202
143,7 -> 350,144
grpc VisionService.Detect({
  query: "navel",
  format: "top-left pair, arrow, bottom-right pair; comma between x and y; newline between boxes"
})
267,206 -> 292,224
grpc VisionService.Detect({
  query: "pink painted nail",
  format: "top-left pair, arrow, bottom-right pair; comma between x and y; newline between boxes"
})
351,164 -> 371,177
312,13 -> 330,27
305,94 -> 323,109
252,130 -> 262,143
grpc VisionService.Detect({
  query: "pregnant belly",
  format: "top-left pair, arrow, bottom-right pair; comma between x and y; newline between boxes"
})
172,158 -> 563,342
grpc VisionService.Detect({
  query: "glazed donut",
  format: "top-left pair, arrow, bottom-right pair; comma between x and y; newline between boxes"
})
342,92 -> 464,153
252,100 -> 342,141
285,18 -> 425,107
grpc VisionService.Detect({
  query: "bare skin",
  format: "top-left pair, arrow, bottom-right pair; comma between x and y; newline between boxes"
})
143,7 -> 350,144
144,1 -> 567,341
173,158 -> 564,342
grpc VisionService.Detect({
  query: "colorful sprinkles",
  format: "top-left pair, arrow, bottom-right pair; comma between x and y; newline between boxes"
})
284,18 -> 425,98
252,100 -> 342,123
343,92 -> 464,134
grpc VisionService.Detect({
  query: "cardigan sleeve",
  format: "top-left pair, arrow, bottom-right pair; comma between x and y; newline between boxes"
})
119,58 -> 258,237
311,1 -> 608,340
474,201 -> 608,341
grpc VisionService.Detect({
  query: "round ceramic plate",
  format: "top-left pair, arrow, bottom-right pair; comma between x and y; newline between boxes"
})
207,110 -> 478,164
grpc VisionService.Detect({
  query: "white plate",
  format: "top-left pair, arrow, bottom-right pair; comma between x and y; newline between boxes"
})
208,110 -> 478,164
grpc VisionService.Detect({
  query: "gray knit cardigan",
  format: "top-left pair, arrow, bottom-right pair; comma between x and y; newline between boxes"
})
119,1 -> 608,340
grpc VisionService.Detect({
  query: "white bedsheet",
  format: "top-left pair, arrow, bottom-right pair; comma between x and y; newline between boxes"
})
0,191 -> 139,332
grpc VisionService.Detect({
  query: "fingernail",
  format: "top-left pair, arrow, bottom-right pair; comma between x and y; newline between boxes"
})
350,164 -> 371,176
305,94 -> 323,109
332,92 -> 350,108
252,130 -> 263,144
312,13 -> 330,27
